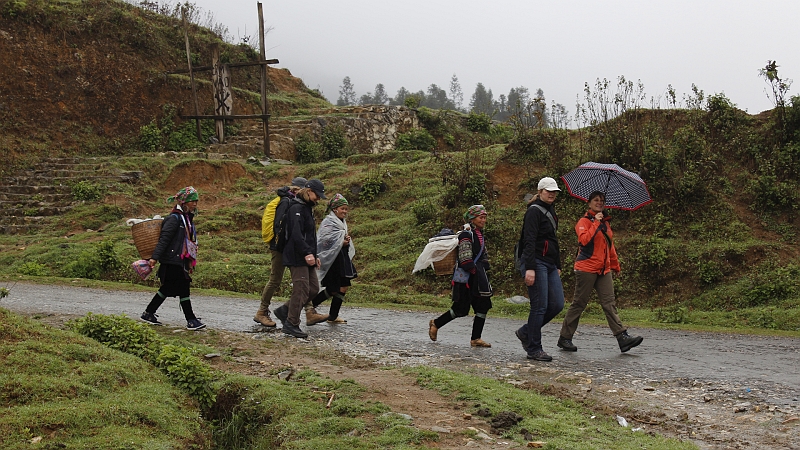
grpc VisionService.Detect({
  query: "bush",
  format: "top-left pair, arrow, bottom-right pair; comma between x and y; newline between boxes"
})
16,261 -> 49,277
359,175 -> 384,204
466,112 -> 492,133
67,313 -> 163,363
61,240 -> 122,280
71,180 -> 103,202
157,344 -> 216,410
396,129 -> 436,152
295,133 -> 322,163
321,124 -> 351,160
411,199 -> 439,225
138,120 -> 162,152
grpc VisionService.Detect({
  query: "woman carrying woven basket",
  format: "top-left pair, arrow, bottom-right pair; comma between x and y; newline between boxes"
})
428,205 -> 493,347
139,186 -> 205,331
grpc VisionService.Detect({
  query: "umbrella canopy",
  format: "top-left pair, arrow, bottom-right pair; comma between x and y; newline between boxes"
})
561,162 -> 652,211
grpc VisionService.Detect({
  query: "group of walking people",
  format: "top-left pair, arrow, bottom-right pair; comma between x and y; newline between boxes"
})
140,178 -> 357,340
139,175 -> 642,360
429,176 -> 643,360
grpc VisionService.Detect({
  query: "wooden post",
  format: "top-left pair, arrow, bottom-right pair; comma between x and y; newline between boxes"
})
258,2 -> 271,158
182,7 -> 203,142
211,44 -> 232,144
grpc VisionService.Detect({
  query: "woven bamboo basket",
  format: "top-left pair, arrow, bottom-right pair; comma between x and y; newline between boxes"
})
131,219 -> 163,260
432,248 -> 457,276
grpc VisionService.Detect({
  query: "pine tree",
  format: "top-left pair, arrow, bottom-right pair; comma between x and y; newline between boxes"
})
337,76 -> 357,106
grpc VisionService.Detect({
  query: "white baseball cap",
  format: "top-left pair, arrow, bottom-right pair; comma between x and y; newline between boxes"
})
537,177 -> 561,191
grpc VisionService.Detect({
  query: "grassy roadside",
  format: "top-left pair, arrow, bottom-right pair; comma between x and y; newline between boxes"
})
0,307 -> 699,449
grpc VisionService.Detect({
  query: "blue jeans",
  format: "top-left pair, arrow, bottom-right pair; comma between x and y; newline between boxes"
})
518,259 -> 565,353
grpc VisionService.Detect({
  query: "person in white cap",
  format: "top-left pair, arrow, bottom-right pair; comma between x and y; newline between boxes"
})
514,177 -> 565,361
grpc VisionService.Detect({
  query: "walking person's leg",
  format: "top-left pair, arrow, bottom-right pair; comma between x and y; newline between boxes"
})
558,270 -> 590,351
470,296 -> 492,347
255,249 -> 283,327
521,260 -> 552,360
595,272 -> 626,336
280,266 -> 310,338
429,284 -> 470,341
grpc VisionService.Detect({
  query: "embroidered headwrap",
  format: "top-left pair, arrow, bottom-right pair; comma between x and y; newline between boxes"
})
464,204 -> 487,222
167,186 -> 199,204
328,193 -> 349,210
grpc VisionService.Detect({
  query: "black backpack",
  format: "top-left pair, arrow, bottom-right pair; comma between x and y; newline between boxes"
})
274,198 -> 300,252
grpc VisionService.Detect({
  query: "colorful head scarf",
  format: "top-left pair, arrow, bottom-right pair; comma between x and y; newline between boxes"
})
167,186 -> 199,204
464,204 -> 487,222
328,193 -> 349,211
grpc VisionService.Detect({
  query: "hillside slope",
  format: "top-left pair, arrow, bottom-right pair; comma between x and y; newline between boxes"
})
0,0 -> 326,172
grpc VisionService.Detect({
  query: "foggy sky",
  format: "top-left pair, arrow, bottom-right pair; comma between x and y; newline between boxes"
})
186,0 -> 799,117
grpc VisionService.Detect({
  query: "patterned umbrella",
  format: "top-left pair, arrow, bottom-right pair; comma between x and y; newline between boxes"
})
561,162 -> 652,211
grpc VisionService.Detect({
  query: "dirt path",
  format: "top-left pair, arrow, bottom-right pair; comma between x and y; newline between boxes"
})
3,282 -> 799,449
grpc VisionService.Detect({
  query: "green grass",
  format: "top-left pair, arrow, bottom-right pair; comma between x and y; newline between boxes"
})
410,366 -> 698,449
0,308 -> 208,449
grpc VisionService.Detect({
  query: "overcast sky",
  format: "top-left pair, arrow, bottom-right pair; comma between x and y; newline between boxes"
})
187,0 -> 798,117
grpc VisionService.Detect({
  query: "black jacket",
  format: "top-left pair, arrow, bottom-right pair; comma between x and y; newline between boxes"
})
281,197 -> 318,267
151,210 -> 194,267
269,186 -> 295,251
521,199 -> 561,270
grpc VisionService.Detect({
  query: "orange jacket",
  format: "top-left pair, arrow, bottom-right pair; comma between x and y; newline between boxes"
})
573,211 -> 620,275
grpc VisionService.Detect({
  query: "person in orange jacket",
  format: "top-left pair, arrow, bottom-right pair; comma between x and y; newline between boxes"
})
557,191 -> 643,353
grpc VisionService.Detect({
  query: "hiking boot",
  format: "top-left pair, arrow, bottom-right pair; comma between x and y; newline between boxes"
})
470,338 -> 491,348
527,350 -> 553,361
140,311 -> 162,325
186,318 -> 206,331
282,322 -> 308,339
617,331 -> 643,353
253,309 -> 276,327
305,308 -> 329,326
274,304 -> 288,326
428,319 -> 438,341
557,337 -> 578,352
327,317 -> 347,324
514,328 -> 529,351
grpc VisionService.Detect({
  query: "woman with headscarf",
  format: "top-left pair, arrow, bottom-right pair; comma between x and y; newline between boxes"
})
140,186 -> 205,330
514,177 -> 564,361
428,205 -> 493,347
308,193 -> 356,323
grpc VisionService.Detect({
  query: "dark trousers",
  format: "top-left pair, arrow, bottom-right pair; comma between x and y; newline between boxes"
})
287,265 -> 319,327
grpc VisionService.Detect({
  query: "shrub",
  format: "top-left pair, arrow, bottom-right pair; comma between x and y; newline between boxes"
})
411,199 -> 439,225
138,120 -> 162,152
359,175 -> 384,204
16,261 -> 49,277
71,180 -> 103,202
466,112 -> 492,133
396,129 -> 436,152
157,344 -> 216,410
62,240 -> 122,280
321,124 -> 351,159
67,313 -> 163,363
463,173 -> 487,205
295,133 -> 322,163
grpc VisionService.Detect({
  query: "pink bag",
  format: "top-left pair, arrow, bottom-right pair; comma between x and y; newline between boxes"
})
132,259 -> 153,280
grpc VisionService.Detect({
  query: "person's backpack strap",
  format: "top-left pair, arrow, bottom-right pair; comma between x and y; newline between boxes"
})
531,204 -> 557,231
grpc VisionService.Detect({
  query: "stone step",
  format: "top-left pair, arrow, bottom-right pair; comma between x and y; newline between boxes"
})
0,200 -> 75,209
3,205 -> 73,216
0,185 -> 72,195
0,174 -> 135,186
0,215 -> 48,226
0,224 -> 43,235
0,192 -> 72,202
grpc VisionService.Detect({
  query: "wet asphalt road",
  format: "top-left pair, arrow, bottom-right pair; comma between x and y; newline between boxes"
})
3,282 -> 799,406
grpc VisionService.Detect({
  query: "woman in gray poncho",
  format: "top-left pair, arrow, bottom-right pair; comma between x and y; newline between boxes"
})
309,193 -> 356,323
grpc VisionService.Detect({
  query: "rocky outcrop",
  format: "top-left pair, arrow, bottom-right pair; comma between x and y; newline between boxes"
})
208,105 -> 419,160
